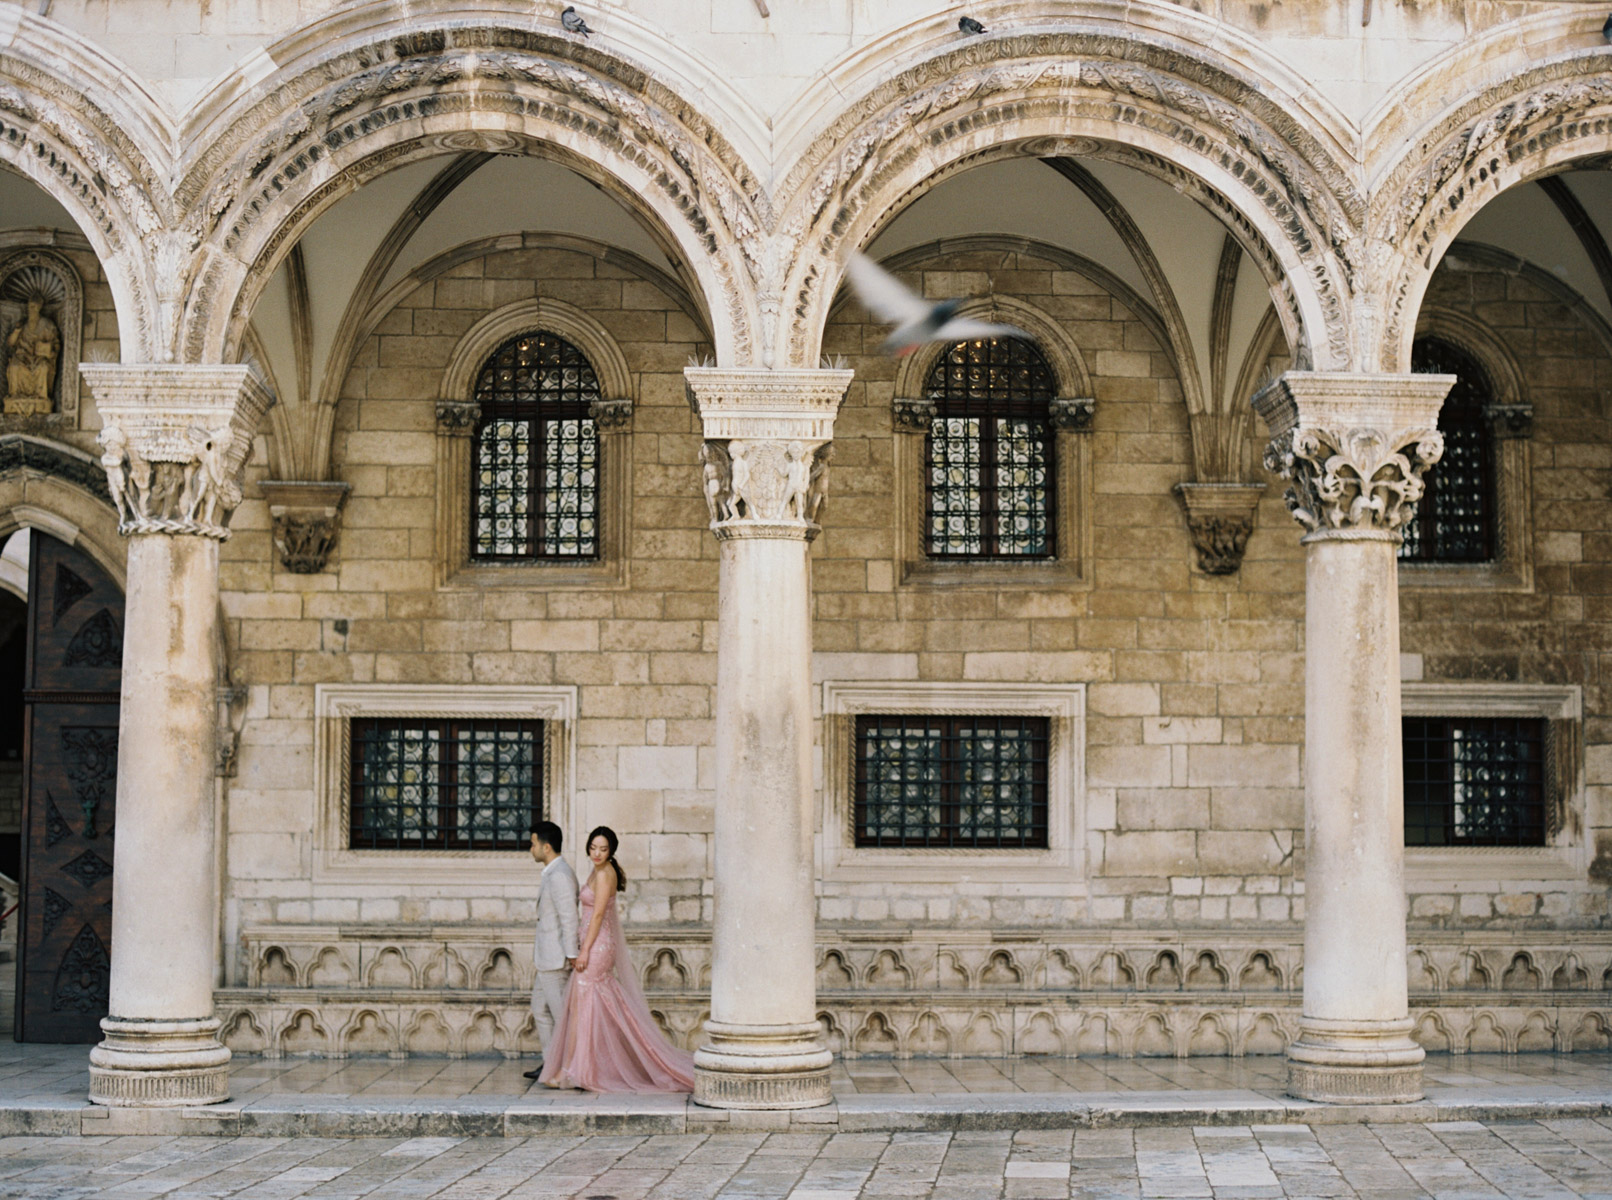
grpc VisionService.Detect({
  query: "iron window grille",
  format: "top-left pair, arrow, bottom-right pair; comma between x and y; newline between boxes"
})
471,331 -> 601,561
1402,716 -> 1550,847
1400,336 -> 1495,563
348,718 -> 542,850
853,714 -> 1050,849
924,338 -> 1056,559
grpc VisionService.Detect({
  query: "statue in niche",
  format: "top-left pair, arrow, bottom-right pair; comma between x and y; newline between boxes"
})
3,297 -> 60,414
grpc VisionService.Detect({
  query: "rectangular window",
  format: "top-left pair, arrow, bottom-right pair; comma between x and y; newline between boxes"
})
854,714 -> 1049,848
348,718 -> 542,850
927,415 -> 1053,558
1403,716 -> 1548,847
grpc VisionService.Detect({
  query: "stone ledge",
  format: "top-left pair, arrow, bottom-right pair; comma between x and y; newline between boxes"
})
8,1088 -> 1612,1138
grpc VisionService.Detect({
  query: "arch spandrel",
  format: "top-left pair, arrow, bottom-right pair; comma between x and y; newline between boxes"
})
173,19 -> 768,369
0,13 -> 171,360
770,31 -> 1362,373
1371,41 -> 1612,372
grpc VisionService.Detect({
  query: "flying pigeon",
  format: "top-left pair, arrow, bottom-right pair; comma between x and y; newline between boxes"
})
958,16 -> 987,35
560,6 -> 591,36
845,254 -> 1027,356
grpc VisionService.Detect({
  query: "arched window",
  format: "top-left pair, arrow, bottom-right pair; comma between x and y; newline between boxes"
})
1403,335 -> 1495,563
471,332 -> 600,561
924,338 -> 1056,559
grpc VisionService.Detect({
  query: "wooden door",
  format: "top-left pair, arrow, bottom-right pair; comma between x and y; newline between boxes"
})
15,533 -> 122,1042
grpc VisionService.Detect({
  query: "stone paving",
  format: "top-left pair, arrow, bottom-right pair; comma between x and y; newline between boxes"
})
2,1119 -> 1612,1199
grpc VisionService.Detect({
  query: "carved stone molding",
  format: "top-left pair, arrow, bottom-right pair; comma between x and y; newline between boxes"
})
259,480 -> 351,574
1487,403 -> 1534,440
80,365 -> 274,541
1254,373 -> 1456,540
435,400 -> 481,435
1048,397 -> 1097,433
685,368 -> 852,540
589,397 -> 634,430
1173,483 -> 1266,574
891,397 -> 936,432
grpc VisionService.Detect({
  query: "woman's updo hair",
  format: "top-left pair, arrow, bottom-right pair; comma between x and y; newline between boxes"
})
587,825 -> 627,890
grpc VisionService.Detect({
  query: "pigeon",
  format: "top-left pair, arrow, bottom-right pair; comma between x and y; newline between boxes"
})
958,16 -> 987,35
560,6 -> 591,36
844,253 -> 1027,356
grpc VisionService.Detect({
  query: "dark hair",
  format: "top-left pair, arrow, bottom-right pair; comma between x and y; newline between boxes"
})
587,825 -> 626,891
531,820 -> 562,854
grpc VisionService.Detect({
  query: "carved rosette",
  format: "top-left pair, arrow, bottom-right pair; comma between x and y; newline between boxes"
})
1174,483 -> 1266,575
1253,373 -> 1456,542
259,480 -> 351,574
80,365 -> 275,541
685,368 -> 853,542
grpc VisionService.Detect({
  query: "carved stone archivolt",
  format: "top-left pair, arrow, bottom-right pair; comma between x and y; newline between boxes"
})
258,480 -> 351,574
686,368 -> 852,540
80,365 -> 275,540
1254,373 -> 1456,539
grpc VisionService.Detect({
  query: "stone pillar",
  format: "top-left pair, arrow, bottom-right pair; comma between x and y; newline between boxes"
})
1255,371 -> 1454,1104
79,364 -> 274,1107
683,367 -> 852,1110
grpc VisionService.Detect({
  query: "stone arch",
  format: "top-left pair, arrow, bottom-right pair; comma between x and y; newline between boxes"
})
440,297 -> 635,407
773,24 -> 1358,371
1372,22 -> 1612,371
176,9 -> 765,370
0,13 -> 167,358
0,447 -> 126,589
1413,307 -> 1530,415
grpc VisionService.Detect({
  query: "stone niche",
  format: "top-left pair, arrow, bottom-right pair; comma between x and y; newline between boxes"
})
0,249 -> 82,427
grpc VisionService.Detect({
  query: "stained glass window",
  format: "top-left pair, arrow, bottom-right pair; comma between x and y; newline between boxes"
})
1403,716 -> 1548,847
924,339 -> 1056,558
471,332 -> 600,560
349,718 -> 542,850
1401,336 -> 1494,563
853,714 -> 1049,848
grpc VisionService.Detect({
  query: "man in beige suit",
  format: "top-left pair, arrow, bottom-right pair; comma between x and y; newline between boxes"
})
525,820 -> 579,1080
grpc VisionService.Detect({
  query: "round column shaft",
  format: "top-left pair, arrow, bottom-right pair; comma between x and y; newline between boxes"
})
1254,371 -> 1455,1105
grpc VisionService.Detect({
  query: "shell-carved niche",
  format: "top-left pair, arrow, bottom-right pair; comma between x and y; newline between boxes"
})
0,251 -> 82,424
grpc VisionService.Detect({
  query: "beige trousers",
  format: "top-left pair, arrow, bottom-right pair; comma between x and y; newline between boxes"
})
532,966 -> 571,1050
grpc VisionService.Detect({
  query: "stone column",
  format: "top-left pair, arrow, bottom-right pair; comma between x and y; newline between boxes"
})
683,367 -> 852,1110
79,364 -> 274,1107
1255,371 -> 1454,1104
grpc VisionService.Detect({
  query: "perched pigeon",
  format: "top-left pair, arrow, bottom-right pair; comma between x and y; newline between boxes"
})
958,16 -> 987,35
561,6 -> 591,36
845,254 -> 1027,356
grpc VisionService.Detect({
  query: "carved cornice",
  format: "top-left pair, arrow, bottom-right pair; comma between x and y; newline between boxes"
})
1173,483 -> 1266,575
259,480 -> 351,574
1254,373 -> 1455,540
1048,398 -> 1097,433
685,368 -> 852,540
435,400 -> 482,435
589,397 -> 634,430
80,365 -> 274,540
891,397 -> 936,433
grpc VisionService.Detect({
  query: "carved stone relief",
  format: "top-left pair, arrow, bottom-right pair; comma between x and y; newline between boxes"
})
259,481 -> 351,574
0,250 -> 82,424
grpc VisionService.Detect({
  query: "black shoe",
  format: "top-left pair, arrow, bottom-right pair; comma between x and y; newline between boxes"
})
522,1062 -> 544,1080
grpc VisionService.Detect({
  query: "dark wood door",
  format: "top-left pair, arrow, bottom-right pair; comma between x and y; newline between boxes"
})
15,533 -> 122,1042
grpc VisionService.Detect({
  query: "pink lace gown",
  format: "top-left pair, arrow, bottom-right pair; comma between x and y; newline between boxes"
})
538,881 -> 695,1093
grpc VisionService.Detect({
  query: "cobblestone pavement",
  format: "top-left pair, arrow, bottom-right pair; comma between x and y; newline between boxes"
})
3,1119 -> 1611,1200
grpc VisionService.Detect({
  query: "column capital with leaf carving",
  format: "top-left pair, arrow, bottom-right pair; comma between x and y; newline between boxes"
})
81,364 -> 274,541
1254,372 -> 1455,543
684,367 -> 854,542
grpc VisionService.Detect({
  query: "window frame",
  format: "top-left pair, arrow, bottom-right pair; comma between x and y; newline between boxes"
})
469,332 -> 602,564
347,716 -> 545,852
314,684 -> 577,885
852,713 -> 1051,850
821,681 -> 1085,885
1402,714 -> 1549,849
1398,681 -> 1583,883
1400,336 -> 1497,566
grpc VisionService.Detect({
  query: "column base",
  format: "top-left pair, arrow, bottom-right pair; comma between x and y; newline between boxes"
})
1285,1016 -> 1425,1104
692,1020 -> 833,1110
89,1017 -> 232,1107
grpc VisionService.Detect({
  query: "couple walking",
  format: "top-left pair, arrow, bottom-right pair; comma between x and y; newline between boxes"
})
527,821 -> 695,1092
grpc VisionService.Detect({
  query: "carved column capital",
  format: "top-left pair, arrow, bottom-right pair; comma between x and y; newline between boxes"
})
1174,482 -> 1266,575
684,368 -> 853,541
80,364 -> 275,541
258,480 -> 351,574
1254,372 -> 1455,541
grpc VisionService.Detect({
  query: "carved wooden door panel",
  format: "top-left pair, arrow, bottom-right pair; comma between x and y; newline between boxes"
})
16,533 -> 122,1042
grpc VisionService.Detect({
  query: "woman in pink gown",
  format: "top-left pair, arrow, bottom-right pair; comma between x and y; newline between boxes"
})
538,826 -> 695,1092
